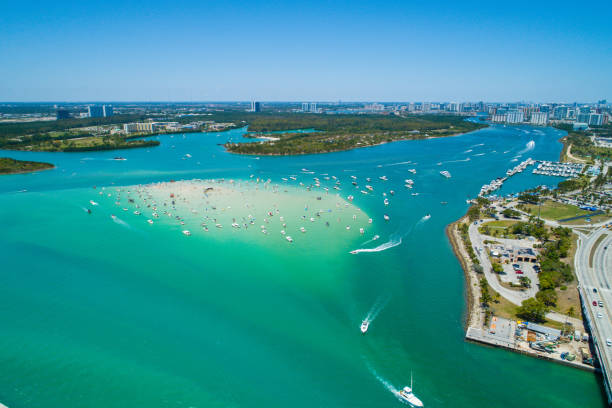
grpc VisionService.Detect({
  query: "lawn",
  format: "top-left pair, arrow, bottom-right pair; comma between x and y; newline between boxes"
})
478,220 -> 520,238
523,200 -> 590,221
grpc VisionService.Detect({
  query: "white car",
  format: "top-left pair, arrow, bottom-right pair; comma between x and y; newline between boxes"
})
607,339 -> 612,347
598,313 -> 604,318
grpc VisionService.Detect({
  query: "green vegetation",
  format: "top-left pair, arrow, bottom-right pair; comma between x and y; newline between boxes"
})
556,175 -> 590,193
517,298 -> 550,323
555,124 -> 612,162
479,220 -> 519,238
0,157 -> 54,174
501,208 -> 521,219
10,135 -> 160,152
522,199 -> 591,221
459,222 -> 479,265
492,263 -> 503,273
225,114 -> 487,155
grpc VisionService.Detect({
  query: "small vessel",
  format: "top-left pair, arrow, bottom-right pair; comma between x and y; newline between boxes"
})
379,175 -> 388,181
360,320 -> 369,333
424,214 -> 431,220
111,214 -> 117,220
408,168 -> 416,174
359,228 -> 364,234
134,211 -> 141,215
440,170 -> 451,178
89,200 -> 99,206
286,235 -> 293,242
372,234 -> 380,240
87,208 -> 92,214
147,219 -> 153,224
384,198 -> 389,206
182,230 -> 191,236
113,157 -> 126,161
384,214 -> 390,221
396,374 -> 423,407
300,227 -> 306,233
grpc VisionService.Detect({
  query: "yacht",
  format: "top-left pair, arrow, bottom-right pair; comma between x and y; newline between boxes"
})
424,214 -> 431,220
440,170 -> 451,178
360,320 -> 369,333
396,374 -> 423,407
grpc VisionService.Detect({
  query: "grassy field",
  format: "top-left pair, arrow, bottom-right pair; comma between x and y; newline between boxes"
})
561,214 -> 612,225
478,220 -> 520,238
523,200 -> 590,221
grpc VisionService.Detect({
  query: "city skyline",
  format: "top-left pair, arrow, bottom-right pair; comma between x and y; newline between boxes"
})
1,0 -> 611,102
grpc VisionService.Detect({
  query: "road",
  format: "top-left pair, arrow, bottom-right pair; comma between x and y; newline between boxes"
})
574,227 -> 612,404
469,220 -> 583,327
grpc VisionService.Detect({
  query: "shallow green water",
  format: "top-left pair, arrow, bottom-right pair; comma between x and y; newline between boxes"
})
0,124 -> 605,407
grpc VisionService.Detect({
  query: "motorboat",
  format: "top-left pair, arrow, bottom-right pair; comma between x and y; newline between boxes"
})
360,320 -> 369,333
396,374 -> 423,407
440,170 -> 451,178
182,230 -> 191,236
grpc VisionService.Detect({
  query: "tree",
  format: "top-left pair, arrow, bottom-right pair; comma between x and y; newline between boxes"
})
536,289 -> 558,307
473,264 -> 484,274
517,298 -> 549,322
519,276 -> 531,288
492,263 -> 503,274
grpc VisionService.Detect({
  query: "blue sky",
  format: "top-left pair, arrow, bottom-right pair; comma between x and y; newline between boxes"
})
1,0 -> 611,102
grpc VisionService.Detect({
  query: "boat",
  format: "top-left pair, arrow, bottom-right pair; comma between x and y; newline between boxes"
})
379,176 -> 388,181
134,211 -> 141,215
87,208 -> 92,214
396,374 -> 423,407
384,214 -> 390,221
360,320 -> 369,333
182,230 -> 191,236
408,169 -> 417,174
286,236 -> 293,242
424,214 -> 431,220
372,234 -> 380,240
384,198 -> 389,206
147,219 -> 153,224
89,200 -> 99,206
300,227 -> 306,233
440,170 -> 451,178
111,214 -> 117,220
359,228 -> 364,234
113,157 -> 126,161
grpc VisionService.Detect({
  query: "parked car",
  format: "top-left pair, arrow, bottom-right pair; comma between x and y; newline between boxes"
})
594,288 -> 598,293
512,264 -> 520,270
607,339 -> 612,347
516,270 -> 523,275
599,301 -> 604,307
594,301 -> 598,306
598,313 -> 603,318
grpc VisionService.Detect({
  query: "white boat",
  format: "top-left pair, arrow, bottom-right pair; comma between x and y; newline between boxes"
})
359,228 -> 364,234
396,374 -> 423,407
384,214 -> 390,221
147,219 -> 153,224
89,200 -> 99,206
134,211 -> 141,215
408,169 -> 417,174
182,230 -> 191,236
424,214 -> 431,220
286,235 -> 293,242
440,170 -> 451,178
300,227 -> 306,233
360,320 -> 369,333
379,176 -> 388,181
372,234 -> 380,240
384,198 -> 389,206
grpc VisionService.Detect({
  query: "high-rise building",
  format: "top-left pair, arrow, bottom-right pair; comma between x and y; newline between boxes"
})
491,113 -> 507,123
530,112 -> 549,126
88,105 -> 113,118
250,101 -> 261,112
588,114 -> 603,126
552,106 -> 568,120
577,113 -> 591,124
506,110 -> 524,124
56,109 -> 71,120
302,102 -> 309,112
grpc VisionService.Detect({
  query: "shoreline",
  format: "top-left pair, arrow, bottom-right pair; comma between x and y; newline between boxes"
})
447,210 -> 595,372
0,157 -> 55,176
225,128 -> 487,156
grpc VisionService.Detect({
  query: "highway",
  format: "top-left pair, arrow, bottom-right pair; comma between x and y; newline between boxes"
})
574,227 -> 612,404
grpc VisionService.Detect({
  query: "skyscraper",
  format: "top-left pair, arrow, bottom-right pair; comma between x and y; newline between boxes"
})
88,105 -> 104,118
56,109 -> 70,120
102,105 -> 113,117
250,101 -> 261,112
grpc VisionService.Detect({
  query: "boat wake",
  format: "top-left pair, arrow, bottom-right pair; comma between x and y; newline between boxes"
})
361,235 -> 381,246
111,216 -> 130,228
364,295 -> 391,324
365,360 -> 398,395
350,236 -> 402,254
438,157 -> 470,165
463,149 -> 472,153
379,160 -> 412,167
518,140 -> 535,154
469,143 -> 485,148
472,153 -> 486,157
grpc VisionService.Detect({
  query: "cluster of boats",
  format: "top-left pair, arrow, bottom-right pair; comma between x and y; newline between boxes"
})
532,161 -> 584,177
479,158 -> 534,197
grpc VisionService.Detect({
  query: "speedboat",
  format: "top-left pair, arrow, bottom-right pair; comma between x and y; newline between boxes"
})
147,219 -> 153,224
182,230 -> 191,236
372,235 -> 380,240
424,214 -> 431,220
359,228 -> 364,234
396,375 -> 423,407
440,170 -> 451,178
89,200 -> 99,206
384,198 -> 389,206
360,320 -> 369,333
384,214 -> 390,221
286,235 -> 293,242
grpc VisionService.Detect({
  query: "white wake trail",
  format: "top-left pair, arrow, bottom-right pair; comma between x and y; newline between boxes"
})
517,140 -> 535,154
350,237 -> 402,254
365,360 -> 399,395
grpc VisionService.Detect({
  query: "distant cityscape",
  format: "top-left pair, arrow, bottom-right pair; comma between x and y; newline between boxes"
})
0,100 -> 610,132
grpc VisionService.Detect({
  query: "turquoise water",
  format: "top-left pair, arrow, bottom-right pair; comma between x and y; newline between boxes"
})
0,124 -> 605,407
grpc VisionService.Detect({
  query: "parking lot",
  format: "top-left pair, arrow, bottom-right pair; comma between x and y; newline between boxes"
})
499,261 -> 540,287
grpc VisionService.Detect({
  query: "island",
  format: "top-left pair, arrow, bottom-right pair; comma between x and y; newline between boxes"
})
225,114 -> 487,155
0,157 -> 54,174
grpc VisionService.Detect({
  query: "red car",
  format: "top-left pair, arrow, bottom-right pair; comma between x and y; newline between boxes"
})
515,270 -> 523,275
594,301 -> 598,306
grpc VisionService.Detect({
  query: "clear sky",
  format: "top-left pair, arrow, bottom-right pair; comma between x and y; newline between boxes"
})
1,0 -> 611,102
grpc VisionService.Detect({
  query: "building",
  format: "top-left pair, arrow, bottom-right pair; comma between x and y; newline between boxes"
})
88,105 -> 113,118
577,113 -> 591,124
530,112 -> 549,126
491,113 -> 507,123
302,102 -> 318,113
56,109 -> 71,120
506,110 -> 524,124
103,105 -> 113,117
250,101 -> 261,112
552,106 -> 568,120
123,122 -> 159,133
588,113 -> 603,126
